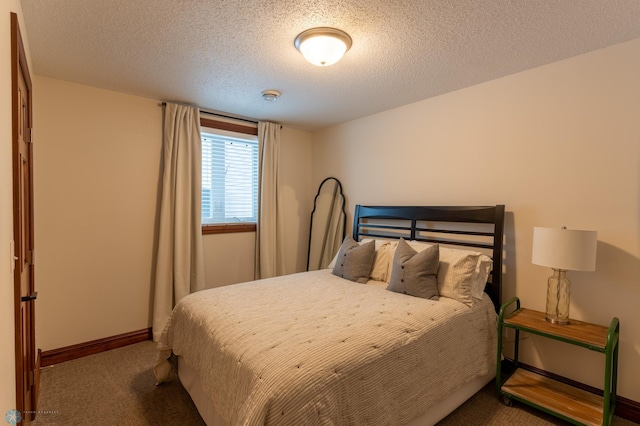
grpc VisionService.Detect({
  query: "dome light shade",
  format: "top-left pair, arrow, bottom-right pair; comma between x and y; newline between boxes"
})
294,27 -> 352,66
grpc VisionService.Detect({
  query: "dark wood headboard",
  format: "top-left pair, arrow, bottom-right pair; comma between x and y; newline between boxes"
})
352,205 -> 505,311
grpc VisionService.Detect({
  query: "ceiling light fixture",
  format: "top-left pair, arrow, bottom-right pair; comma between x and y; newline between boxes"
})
261,90 -> 281,101
294,27 -> 352,66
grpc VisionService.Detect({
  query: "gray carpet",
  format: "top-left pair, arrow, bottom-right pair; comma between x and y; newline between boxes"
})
34,341 -> 636,425
35,341 -> 205,425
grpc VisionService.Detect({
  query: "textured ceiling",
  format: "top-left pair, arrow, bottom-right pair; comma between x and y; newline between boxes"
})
20,0 -> 640,131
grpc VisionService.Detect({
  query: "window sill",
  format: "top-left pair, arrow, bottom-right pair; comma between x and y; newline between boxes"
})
202,224 -> 256,235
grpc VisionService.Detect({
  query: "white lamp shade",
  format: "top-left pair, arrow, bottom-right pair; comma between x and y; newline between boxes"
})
532,227 -> 598,271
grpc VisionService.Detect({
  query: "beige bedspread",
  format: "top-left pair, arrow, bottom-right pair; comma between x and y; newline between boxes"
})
155,270 -> 497,425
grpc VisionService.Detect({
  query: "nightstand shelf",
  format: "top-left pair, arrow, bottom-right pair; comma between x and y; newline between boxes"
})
496,297 -> 619,426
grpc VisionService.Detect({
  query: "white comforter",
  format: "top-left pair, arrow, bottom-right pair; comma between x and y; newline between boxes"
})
155,270 -> 497,425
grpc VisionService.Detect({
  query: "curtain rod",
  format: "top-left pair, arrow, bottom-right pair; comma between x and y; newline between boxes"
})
159,101 -> 259,125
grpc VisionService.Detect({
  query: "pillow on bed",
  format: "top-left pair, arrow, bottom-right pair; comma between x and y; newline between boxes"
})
328,238 -> 396,282
388,241 -> 481,306
436,247 -> 481,306
387,238 -> 439,299
361,239 -> 397,282
472,255 -> 493,300
331,236 -> 375,283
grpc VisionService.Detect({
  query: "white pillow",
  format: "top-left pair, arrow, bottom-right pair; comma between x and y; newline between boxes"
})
327,252 -> 338,269
388,241 -> 484,307
362,239 -> 397,282
437,246 -> 480,306
472,255 -> 493,300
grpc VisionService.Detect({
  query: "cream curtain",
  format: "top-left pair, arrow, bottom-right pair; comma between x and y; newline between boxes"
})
152,103 -> 205,341
255,122 -> 284,279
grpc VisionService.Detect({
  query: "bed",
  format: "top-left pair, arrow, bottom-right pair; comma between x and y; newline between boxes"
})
155,204 -> 505,425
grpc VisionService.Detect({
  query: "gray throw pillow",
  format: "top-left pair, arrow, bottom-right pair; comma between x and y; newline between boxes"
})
387,238 -> 439,300
332,236 -> 375,283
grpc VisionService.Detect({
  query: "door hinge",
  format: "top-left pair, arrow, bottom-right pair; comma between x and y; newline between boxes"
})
27,249 -> 34,265
28,128 -> 33,144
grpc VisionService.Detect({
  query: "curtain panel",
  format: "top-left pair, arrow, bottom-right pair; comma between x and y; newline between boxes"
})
152,103 -> 206,341
255,122 -> 284,279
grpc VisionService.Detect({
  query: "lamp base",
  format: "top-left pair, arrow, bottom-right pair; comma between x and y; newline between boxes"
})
545,316 -> 570,325
545,269 -> 571,326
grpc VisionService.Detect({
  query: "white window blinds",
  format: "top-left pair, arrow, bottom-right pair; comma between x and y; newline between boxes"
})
201,132 -> 259,224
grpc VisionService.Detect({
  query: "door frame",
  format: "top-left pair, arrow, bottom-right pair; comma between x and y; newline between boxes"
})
11,11 -> 37,420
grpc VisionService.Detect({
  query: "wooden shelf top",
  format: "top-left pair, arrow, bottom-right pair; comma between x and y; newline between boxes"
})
503,308 -> 609,349
502,368 -> 604,426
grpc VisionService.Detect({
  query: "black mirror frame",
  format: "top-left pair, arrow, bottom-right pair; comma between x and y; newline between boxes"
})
307,177 -> 346,271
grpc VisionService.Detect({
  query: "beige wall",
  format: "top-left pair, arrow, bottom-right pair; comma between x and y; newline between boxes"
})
1,1 -> 32,413
33,76 -> 163,350
33,77 -> 313,350
312,38 -> 640,402
203,232 -> 256,288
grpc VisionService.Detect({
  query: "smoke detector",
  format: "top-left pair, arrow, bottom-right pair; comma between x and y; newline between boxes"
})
261,90 -> 281,101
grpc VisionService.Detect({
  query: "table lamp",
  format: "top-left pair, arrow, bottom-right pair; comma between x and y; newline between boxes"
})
532,226 -> 598,325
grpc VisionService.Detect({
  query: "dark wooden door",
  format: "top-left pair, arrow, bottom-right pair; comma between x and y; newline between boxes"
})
12,12 -> 37,422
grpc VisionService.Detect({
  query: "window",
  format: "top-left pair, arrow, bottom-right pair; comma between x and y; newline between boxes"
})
200,117 -> 259,234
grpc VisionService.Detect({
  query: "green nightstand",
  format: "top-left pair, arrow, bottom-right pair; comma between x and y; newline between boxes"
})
496,297 -> 619,426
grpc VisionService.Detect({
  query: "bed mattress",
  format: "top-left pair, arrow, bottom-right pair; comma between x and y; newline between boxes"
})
155,269 -> 497,425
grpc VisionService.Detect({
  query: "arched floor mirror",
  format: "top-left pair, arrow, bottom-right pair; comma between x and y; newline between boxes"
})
307,177 -> 346,271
